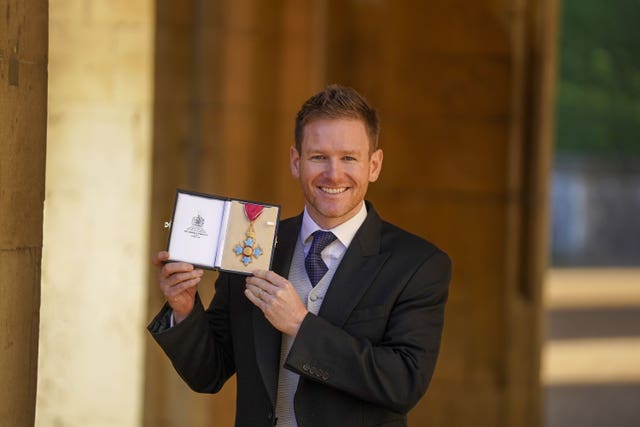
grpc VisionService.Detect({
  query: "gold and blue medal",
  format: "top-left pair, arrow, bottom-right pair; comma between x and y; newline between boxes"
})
234,203 -> 264,266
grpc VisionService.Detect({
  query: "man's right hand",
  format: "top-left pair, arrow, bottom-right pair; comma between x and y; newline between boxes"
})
152,251 -> 203,324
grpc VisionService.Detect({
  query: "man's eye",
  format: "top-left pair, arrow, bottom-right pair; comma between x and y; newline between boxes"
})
343,156 -> 357,161
311,155 -> 326,161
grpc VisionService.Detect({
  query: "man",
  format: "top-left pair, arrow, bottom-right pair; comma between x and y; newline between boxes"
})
149,85 -> 451,426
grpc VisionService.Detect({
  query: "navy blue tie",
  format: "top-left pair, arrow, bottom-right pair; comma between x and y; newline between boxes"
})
305,231 -> 337,286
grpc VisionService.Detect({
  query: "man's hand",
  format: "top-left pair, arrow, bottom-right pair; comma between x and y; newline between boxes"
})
245,269 -> 308,336
152,251 -> 203,324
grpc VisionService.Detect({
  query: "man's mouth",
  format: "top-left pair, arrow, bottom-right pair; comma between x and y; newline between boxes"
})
319,186 -> 348,194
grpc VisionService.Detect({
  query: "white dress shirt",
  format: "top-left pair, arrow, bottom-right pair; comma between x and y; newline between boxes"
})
299,201 -> 368,270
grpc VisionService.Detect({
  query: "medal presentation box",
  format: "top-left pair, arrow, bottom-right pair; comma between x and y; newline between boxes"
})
166,190 -> 280,275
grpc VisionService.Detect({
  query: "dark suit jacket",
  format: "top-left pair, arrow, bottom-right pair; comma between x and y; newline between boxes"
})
149,203 -> 451,427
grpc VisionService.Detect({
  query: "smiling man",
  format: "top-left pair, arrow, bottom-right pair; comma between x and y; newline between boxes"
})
290,116 -> 382,229
149,85 -> 451,427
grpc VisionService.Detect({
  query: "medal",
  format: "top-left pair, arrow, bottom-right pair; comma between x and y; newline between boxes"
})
233,203 -> 265,266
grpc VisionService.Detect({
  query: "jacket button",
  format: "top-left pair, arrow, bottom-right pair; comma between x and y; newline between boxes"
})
309,366 -> 316,375
302,363 -> 310,371
321,373 -> 329,380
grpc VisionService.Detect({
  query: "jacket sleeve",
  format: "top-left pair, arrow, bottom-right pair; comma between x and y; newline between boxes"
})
284,249 -> 451,414
147,273 -> 236,393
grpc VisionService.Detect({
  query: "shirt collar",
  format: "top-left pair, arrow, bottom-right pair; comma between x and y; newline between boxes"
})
301,202 -> 368,249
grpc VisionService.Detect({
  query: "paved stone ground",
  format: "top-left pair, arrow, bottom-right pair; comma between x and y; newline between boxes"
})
543,270 -> 640,427
545,384 -> 640,427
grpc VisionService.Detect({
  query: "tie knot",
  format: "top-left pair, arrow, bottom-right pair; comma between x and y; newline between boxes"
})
309,230 -> 336,255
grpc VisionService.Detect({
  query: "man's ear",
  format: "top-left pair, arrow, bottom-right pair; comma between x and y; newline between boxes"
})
290,146 -> 300,178
368,149 -> 383,182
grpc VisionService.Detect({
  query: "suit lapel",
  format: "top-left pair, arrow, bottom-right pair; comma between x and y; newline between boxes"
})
270,214 -> 301,279
319,204 -> 390,327
252,214 -> 302,408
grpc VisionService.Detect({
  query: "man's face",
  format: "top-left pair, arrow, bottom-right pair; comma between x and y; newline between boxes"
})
290,118 -> 383,229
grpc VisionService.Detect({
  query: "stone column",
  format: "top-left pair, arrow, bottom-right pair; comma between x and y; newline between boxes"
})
35,1 -> 154,426
0,0 -> 48,426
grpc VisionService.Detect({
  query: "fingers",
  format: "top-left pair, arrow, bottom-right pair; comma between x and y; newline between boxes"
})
163,268 -> 203,287
244,271 -> 308,336
244,285 -> 266,310
161,269 -> 201,313
246,269 -> 290,296
151,251 -> 170,266
151,251 -> 200,318
163,261 -> 195,275
245,276 -> 276,295
153,252 -> 202,297
246,281 -> 283,316
251,269 -> 287,286
245,282 -> 274,300
165,276 -> 201,300
158,260 -> 196,281
244,271 -> 295,309
152,252 -> 195,278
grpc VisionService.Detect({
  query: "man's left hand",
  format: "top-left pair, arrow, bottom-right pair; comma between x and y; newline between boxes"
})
245,269 -> 308,336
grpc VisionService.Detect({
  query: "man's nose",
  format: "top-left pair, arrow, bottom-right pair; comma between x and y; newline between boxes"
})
325,158 -> 343,179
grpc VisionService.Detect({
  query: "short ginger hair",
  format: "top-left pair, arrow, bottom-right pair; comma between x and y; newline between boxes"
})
294,84 -> 380,153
